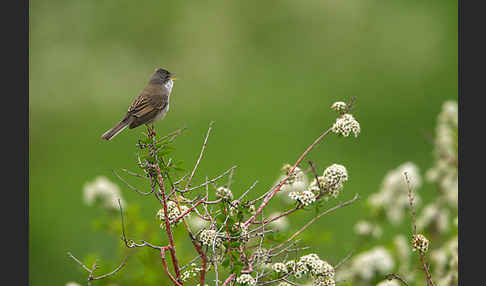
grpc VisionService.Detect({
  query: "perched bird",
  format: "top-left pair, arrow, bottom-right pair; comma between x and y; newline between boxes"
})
101,68 -> 176,140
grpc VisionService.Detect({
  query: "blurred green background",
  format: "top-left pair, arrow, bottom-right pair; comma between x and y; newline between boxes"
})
29,0 -> 457,285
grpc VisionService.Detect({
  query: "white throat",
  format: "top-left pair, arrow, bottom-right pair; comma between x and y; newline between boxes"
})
165,79 -> 174,94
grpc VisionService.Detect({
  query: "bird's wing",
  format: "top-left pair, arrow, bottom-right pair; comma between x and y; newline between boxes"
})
128,84 -> 168,118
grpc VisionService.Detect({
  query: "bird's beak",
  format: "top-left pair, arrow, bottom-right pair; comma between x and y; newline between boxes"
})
170,73 -> 177,80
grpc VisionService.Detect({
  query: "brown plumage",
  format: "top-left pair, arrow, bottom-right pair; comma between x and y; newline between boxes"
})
101,68 -> 175,140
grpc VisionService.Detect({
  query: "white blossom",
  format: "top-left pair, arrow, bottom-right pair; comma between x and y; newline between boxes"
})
236,274 -> 256,285
83,176 -> 125,210
376,280 -> 400,286
289,190 -> 316,206
156,201 -> 190,226
331,114 -> 361,137
338,247 -> 394,281
416,203 -> 450,233
216,186 -> 233,200
426,101 -> 458,208
331,101 -> 348,113
311,164 -> 349,198
272,262 -> 288,273
368,162 -> 422,224
278,165 -> 309,197
65,282 -> 81,286
199,229 -> 221,248
354,220 -> 382,238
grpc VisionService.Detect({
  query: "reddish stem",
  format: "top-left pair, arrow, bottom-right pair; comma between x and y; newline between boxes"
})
222,274 -> 236,286
244,127 -> 332,227
155,165 -> 182,283
160,247 -> 183,286
169,198 -> 205,224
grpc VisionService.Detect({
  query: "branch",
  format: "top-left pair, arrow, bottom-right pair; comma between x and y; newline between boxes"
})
404,172 -> 435,286
271,193 -> 359,251
385,273 -> 410,286
67,252 -> 128,284
185,121 -> 215,189
244,126 -> 333,227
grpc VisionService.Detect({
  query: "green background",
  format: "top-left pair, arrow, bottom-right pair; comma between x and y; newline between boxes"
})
30,0 -> 457,285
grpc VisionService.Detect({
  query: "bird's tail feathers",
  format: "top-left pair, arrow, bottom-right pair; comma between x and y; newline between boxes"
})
101,119 -> 131,140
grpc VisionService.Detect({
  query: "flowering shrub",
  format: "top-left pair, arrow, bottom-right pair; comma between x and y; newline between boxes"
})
67,99 -> 458,286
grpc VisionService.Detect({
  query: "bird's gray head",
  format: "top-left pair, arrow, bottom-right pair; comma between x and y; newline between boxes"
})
151,68 -> 175,83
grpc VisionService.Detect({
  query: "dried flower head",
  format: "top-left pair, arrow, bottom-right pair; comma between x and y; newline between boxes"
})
236,274 -> 256,285
412,234 -> 429,254
331,114 -> 361,137
216,186 -> 233,200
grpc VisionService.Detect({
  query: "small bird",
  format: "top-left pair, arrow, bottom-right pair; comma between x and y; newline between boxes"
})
101,68 -> 176,140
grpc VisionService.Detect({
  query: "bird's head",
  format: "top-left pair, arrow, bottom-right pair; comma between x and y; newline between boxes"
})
152,68 -> 176,83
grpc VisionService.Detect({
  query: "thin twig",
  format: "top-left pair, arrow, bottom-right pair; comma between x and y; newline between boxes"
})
185,121 -> 215,189
244,126 -> 334,227
385,273 -> 411,286
404,172 -> 435,286
271,193 -> 359,251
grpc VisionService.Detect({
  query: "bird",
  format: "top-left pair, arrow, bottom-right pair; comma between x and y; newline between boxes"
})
101,68 -> 176,140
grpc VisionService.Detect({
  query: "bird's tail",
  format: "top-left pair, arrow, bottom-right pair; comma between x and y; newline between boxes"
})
101,119 -> 131,140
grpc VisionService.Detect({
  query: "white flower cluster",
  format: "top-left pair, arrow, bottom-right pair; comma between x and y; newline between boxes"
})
293,254 -> 335,282
354,220 -> 382,238
236,274 -> 256,285
430,236 -> 458,286
65,282 -> 81,286
426,100 -> 458,208
83,176 -> 125,210
252,247 -> 270,263
337,247 -> 394,281
279,165 -> 308,194
331,114 -> 361,137
272,262 -> 287,273
289,190 -> 316,206
278,282 -> 292,286
368,162 -> 422,225
393,235 -> 415,282
156,201 -> 189,226
313,275 -> 336,286
331,101 -> 348,113
416,203 -> 450,234
233,222 -> 250,240
411,234 -> 429,254
376,280 -> 400,286
199,229 -> 221,248
216,186 -> 233,200
181,263 -> 208,282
